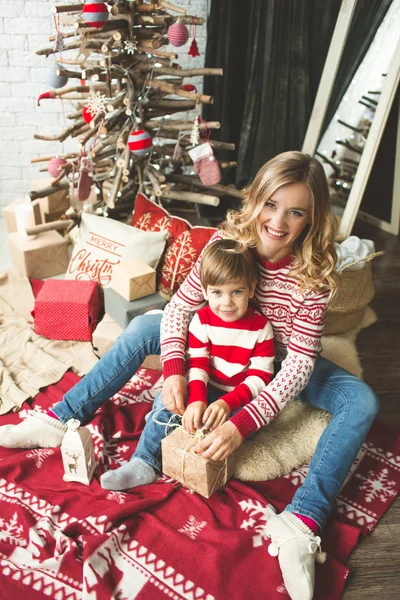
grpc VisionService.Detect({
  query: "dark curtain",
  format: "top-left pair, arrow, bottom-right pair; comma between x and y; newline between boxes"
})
203,0 -> 393,188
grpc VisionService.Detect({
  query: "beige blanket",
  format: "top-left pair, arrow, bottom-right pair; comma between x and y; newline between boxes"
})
0,270 -> 99,415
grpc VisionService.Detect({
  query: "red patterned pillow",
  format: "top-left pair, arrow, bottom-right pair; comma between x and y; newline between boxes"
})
132,193 -> 216,299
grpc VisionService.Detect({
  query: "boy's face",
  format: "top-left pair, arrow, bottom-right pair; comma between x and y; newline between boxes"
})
203,279 -> 255,322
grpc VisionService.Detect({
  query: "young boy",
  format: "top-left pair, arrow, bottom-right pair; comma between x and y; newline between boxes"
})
100,239 -> 275,491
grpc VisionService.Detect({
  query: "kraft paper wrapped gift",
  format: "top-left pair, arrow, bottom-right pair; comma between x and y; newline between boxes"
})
92,313 -> 123,357
8,231 -> 69,278
161,428 -> 235,498
3,199 -> 42,234
104,286 -> 167,329
31,179 -> 70,221
111,259 -> 156,302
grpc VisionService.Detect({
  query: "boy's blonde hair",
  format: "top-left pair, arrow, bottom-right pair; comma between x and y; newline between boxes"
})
199,239 -> 257,290
222,151 -> 338,298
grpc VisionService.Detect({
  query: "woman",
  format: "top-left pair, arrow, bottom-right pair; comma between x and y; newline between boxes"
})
0,152 -> 379,600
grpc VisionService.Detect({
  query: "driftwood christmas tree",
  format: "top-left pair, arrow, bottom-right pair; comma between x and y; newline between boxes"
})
29,0 -> 243,227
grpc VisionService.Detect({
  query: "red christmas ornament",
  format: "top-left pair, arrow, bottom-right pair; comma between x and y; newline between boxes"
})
180,84 -> 197,93
82,1 -> 109,30
48,156 -> 68,178
128,129 -> 153,156
167,22 -> 189,47
82,106 -> 95,124
188,38 -> 200,57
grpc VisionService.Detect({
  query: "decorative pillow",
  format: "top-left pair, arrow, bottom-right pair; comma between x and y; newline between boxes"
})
132,193 -> 216,299
65,213 -> 167,287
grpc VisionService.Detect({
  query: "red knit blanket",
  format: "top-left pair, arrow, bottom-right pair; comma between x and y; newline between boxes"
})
0,369 -> 399,600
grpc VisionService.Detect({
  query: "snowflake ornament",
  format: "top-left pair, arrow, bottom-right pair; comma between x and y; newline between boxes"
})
86,90 -> 108,118
124,38 -> 138,55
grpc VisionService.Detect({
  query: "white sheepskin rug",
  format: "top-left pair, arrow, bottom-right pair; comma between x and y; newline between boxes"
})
233,308 -> 377,481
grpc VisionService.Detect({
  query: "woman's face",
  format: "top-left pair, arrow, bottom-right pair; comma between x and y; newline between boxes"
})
256,182 -> 311,262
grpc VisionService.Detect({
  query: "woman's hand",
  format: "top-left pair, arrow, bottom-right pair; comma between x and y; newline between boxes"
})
196,421 -> 243,460
162,375 -> 187,415
182,401 -> 207,434
202,400 -> 231,431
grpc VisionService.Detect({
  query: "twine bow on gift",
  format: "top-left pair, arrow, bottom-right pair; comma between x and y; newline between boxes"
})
152,408 -> 229,496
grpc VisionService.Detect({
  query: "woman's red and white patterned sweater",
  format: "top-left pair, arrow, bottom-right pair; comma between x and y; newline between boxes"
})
160,232 -> 329,439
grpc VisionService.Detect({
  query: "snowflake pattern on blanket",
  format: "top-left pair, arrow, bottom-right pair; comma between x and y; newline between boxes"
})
0,368 -> 399,600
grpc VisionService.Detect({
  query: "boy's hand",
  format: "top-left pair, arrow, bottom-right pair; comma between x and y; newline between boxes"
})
182,401 -> 207,434
202,400 -> 231,431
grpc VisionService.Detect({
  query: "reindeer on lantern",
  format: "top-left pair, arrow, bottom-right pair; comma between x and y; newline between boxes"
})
61,419 -> 97,485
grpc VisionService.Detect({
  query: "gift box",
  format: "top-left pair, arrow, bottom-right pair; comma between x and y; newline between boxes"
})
34,279 -> 101,341
92,312 -> 123,357
104,287 -> 167,329
111,259 -> 156,302
3,199 -> 42,234
161,428 -> 235,498
8,230 -> 69,278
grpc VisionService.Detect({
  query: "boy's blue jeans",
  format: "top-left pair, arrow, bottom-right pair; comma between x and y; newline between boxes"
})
52,313 -> 379,529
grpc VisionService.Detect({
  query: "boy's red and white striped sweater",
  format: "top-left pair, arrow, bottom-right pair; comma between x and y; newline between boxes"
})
186,305 -> 275,411
160,232 -> 329,438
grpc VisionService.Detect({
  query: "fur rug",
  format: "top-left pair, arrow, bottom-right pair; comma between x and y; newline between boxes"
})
234,308 -> 377,481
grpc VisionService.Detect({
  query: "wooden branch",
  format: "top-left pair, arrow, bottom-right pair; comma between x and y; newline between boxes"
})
146,99 -> 196,110
36,39 -> 104,57
155,131 -> 235,151
53,3 -> 83,13
106,146 -> 130,209
31,153 -> 78,164
159,0 -> 187,15
29,181 -> 69,201
144,167 -> 162,196
158,189 -> 220,207
148,79 -> 213,104
145,163 -> 166,183
90,132 -> 120,158
153,66 -> 223,78
56,67 -> 82,80
145,120 -> 220,132
26,219 -> 73,236
166,174 -> 244,199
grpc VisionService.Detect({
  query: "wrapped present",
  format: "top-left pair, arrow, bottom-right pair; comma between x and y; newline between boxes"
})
34,279 -> 101,341
111,259 -> 156,302
104,286 -> 167,329
8,230 -> 69,278
3,199 -> 42,234
161,428 -> 235,498
92,312 -> 123,357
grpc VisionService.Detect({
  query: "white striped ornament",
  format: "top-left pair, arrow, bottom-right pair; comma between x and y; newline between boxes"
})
82,1 -> 109,29
128,129 -> 153,156
167,22 -> 189,47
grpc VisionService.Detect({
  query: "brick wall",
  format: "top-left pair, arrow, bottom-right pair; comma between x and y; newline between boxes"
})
0,0 -> 208,211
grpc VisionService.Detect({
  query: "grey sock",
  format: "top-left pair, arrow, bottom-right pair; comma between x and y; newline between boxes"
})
100,457 -> 157,491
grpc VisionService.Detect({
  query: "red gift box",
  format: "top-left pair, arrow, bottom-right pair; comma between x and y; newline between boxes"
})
33,279 -> 101,341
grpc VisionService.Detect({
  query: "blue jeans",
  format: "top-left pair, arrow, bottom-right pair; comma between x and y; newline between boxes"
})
135,385 -> 223,472
51,315 -> 379,528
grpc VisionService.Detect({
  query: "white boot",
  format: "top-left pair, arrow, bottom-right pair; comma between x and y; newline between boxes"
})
0,413 -> 67,449
265,512 -> 326,600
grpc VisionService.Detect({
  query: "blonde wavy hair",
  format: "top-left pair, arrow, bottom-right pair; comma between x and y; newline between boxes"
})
222,151 -> 338,298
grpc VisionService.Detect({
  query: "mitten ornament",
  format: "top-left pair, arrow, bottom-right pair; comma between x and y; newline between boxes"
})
188,142 -> 221,186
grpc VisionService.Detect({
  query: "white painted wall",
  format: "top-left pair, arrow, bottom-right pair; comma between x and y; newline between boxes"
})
0,0 -> 207,211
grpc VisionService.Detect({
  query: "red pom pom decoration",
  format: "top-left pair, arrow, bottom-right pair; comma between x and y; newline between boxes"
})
128,129 -> 153,156
82,106 -> 95,124
180,84 -> 197,93
167,22 -> 189,47
82,1 -> 109,30
48,156 -> 68,178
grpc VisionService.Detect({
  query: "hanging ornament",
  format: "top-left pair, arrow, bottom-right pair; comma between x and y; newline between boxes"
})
188,143 -> 222,186
48,156 -> 68,178
128,129 -> 153,156
85,90 -> 107,119
124,38 -> 138,55
188,18 -> 200,57
82,1 -> 109,30
46,62 -> 68,89
172,139 -> 183,162
54,31 -> 65,53
167,21 -> 189,47
77,157 -> 94,201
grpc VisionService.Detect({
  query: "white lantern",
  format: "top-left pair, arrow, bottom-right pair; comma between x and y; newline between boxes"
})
61,419 -> 97,485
